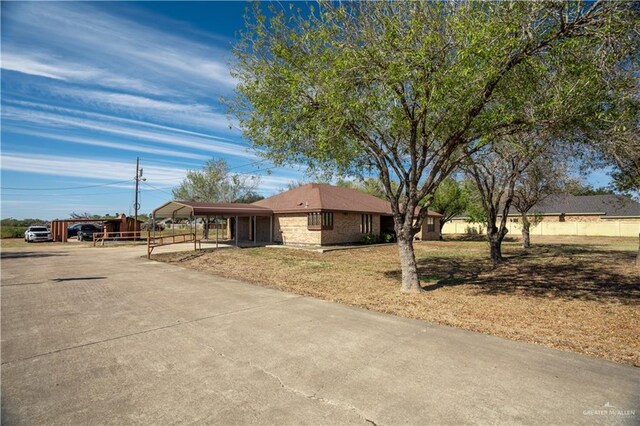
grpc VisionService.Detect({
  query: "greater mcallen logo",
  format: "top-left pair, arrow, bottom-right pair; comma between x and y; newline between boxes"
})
583,402 -> 636,417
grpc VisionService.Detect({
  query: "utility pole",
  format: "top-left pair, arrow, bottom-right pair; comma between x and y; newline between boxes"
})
133,157 -> 145,240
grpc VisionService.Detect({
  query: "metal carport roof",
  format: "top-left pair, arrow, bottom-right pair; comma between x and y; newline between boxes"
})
153,200 -> 273,219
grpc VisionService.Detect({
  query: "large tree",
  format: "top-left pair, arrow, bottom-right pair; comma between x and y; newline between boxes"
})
230,1 -> 637,292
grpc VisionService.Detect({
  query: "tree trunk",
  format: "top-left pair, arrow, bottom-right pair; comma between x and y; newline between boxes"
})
397,233 -> 422,293
521,216 -> 531,249
486,219 -> 508,266
488,233 -> 503,264
203,219 -> 209,240
438,218 -> 445,240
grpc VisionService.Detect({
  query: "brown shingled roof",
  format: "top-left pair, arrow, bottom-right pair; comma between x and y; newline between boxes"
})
253,183 -> 441,216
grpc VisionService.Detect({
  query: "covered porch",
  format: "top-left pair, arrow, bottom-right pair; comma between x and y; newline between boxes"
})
152,201 -> 274,248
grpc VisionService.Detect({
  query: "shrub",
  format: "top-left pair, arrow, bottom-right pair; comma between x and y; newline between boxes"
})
1,226 -> 26,239
380,232 -> 395,243
360,233 -> 380,244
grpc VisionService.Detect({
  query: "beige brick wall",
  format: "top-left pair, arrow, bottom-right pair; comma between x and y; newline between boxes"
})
274,214 -> 321,245
321,213 -> 380,245
274,212 -> 382,245
416,217 -> 440,241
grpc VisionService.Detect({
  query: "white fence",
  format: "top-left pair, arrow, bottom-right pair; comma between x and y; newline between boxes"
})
442,221 -> 640,237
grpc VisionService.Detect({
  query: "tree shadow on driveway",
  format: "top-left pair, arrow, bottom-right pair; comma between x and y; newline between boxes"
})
0,251 -> 69,259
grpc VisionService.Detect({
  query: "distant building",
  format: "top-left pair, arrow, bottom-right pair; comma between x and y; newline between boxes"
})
445,194 -> 640,237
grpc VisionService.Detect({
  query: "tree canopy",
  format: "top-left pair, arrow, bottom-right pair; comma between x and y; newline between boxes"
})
172,159 -> 261,204
230,0 -> 638,291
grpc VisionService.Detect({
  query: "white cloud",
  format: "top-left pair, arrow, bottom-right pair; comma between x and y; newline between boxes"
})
6,129 -> 210,161
2,106 -> 255,159
2,2 -> 237,94
49,87 -> 237,131
1,52 -> 101,81
1,152 -> 188,183
1,51 -> 175,97
5,100 -> 237,142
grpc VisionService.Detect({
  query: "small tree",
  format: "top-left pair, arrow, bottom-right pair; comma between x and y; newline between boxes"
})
230,1 -> 636,291
464,138 -> 536,263
512,157 -> 566,249
426,177 -> 468,239
173,158 -> 260,238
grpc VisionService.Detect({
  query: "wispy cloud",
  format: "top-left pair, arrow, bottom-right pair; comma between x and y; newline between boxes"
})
5,129 -> 210,161
2,105 -> 255,159
48,87 -> 237,132
1,152 -> 188,183
5,100 -> 237,142
1,52 -> 101,81
2,2 -> 237,94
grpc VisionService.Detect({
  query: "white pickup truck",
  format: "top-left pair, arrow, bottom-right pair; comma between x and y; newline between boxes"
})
24,226 -> 52,242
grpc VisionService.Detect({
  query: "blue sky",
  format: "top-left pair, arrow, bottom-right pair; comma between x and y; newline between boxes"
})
1,1 -> 614,220
1,1 -> 305,219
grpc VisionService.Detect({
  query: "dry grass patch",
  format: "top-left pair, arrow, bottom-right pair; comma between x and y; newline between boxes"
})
153,236 -> 640,366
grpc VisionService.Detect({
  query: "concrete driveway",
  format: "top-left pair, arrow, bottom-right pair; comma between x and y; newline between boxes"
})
1,244 -> 638,425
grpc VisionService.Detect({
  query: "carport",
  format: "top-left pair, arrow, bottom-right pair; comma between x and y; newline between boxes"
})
152,201 -> 274,248
50,214 -> 142,242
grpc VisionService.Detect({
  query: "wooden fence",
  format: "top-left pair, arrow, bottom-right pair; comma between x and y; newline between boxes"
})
146,232 -> 200,259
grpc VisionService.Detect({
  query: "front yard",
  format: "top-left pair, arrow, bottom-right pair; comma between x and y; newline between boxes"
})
153,235 -> 639,366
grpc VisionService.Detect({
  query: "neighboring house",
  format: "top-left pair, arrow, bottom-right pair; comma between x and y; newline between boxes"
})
253,183 -> 442,245
444,194 -> 640,237
153,183 -> 442,246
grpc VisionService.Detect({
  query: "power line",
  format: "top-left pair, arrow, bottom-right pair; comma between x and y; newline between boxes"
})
1,190 -> 130,197
1,179 -> 133,191
141,181 -> 174,196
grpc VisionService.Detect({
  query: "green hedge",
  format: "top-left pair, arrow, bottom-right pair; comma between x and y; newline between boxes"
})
1,226 -> 26,239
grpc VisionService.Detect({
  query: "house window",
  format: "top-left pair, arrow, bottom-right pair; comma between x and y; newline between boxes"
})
308,212 -> 333,230
426,217 -> 435,232
361,214 -> 373,233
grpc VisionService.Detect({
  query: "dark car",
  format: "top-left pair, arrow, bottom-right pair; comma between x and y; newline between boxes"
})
76,224 -> 103,241
67,223 -> 82,238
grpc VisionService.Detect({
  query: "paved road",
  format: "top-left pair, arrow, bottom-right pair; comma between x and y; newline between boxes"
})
1,244 -> 638,425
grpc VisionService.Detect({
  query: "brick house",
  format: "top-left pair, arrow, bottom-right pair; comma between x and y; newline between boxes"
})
154,184 -> 442,246
252,183 -> 442,245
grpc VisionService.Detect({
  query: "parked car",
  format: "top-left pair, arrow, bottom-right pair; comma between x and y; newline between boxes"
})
77,224 -> 103,241
24,226 -> 52,242
67,223 -> 83,238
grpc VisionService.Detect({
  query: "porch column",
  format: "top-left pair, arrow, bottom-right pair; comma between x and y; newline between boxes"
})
235,215 -> 238,247
253,215 -> 257,244
270,215 -> 273,243
193,214 -> 197,251
215,216 -> 219,248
